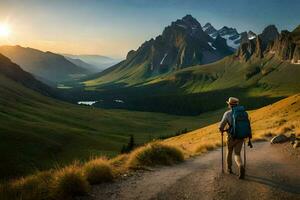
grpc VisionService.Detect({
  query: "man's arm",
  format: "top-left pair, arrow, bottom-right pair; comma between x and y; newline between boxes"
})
219,112 -> 229,133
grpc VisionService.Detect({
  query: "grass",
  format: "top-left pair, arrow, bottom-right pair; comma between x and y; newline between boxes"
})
0,142 -> 182,200
65,55 -> 300,117
81,55 -> 300,98
52,165 -> 89,199
127,142 -> 184,168
164,93 -> 300,156
83,158 -> 113,184
1,94 -> 300,199
0,73 -> 221,180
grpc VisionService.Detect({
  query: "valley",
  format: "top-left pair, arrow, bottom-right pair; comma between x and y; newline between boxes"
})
0,4 -> 299,199
0,54 -> 223,180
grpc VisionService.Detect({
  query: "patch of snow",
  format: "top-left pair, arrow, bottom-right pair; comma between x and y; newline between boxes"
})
203,26 -> 209,31
208,42 -> 216,50
114,99 -> 124,103
209,33 -> 217,39
248,35 -> 256,40
160,53 -> 168,65
219,34 -> 241,49
176,24 -> 187,29
226,38 -> 240,49
78,101 -> 97,106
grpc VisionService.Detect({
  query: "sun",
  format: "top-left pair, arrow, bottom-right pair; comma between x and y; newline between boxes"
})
0,24 -> 11,37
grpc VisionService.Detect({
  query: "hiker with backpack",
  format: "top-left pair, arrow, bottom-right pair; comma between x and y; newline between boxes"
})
219,97 -> 252,179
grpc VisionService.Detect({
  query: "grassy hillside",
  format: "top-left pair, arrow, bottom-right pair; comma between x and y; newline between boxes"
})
164,94 -> 300,155
2,94 -> 299,200
0,71 -> 223,180
62,55 -> 295,115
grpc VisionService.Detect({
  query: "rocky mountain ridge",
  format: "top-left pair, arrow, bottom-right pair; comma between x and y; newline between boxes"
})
236,25 -> 300,63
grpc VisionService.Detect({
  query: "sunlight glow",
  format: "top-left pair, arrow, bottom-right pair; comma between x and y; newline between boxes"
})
0,24 -> 11,37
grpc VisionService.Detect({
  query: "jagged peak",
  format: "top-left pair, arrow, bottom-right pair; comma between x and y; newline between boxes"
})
261,25 -> 279,36
173,14 -> 201,29
203,22 -> 213,28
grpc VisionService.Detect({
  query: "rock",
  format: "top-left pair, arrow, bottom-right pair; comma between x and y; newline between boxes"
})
270,134 -> 289,144
293,140 -> 300,148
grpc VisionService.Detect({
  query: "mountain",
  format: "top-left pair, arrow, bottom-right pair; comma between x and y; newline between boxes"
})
64,56 -> 101,72
202,23 -> 257,50
203,23 -> 241,49
83,15 -> 234,86
0,45 -> 90,83
63,54 -> 120,72
0,53 -> 56,97
75,24 -> 300,115
0,53 -> 204,179
236,24 -> 300,63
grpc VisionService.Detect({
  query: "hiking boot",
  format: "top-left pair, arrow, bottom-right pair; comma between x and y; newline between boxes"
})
239,166 -> 245,179
227,168 -> 233,174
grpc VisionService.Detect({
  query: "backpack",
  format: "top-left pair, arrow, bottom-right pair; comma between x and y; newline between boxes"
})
230,106 -> 251,139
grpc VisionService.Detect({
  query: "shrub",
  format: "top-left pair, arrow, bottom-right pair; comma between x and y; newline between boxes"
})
2,171 -> 53,200
128,142 -> 184,168
196,143 -> 216,153
83,158 -> 113,184
52,165 -> 89,199
121,135 -> 136,153
278,124 -> 295,134
263,132 -> 276,137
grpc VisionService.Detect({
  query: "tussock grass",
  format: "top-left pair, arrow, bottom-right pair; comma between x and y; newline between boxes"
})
277,124 -> 295,135
196,143 -> 216,154
83,158 -> 113,184
52,165 -> 89,199
0,171 -> 53,200
0,143 -> 184,199
128,142 -> 184,168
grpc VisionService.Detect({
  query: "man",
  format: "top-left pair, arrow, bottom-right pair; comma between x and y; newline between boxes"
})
219,97 -> 252,179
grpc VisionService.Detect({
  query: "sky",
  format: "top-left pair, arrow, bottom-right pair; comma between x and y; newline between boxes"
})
0,0 -> 299,58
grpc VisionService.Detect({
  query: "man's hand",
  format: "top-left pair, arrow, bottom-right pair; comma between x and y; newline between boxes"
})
219,128 -> 223,134
247,139 -> 253,148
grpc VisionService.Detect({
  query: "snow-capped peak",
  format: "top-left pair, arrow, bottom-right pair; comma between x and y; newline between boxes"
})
203,23 -> 241,49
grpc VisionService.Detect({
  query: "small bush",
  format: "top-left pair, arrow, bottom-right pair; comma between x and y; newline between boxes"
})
278,124 -> 295,134
52,165 -> 89,199
2,171 -> 53,200
263,132 -> 276,137
276,119 -> 287,126
83,158 -> 113,184
196,143 -> 216,153
128,143 -> 184,168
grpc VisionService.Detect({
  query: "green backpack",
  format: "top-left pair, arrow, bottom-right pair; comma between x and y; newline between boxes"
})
231,106 -> 252,139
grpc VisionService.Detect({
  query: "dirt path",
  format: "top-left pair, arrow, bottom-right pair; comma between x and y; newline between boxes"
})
81,142 -> 300,200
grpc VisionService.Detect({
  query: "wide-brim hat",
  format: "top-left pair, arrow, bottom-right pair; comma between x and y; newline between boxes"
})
226,97 -> 239,105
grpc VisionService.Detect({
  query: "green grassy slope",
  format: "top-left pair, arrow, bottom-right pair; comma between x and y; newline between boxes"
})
161,55 -> 300,96
69,55 -> 296,115
0,72 -> 222,180
83,54 -> 300,96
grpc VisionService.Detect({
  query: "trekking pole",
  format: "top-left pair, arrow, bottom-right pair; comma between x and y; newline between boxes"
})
221,132 -> 224,173
244,140 -> 246,170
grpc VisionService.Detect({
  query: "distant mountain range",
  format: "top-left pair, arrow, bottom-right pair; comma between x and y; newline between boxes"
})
83,15 -> 236,86
63,54 -> 120,72
0,53 -> 56,97
77,18 -> 300,115
0,45 -> 90,83
202,23 -> 257,50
